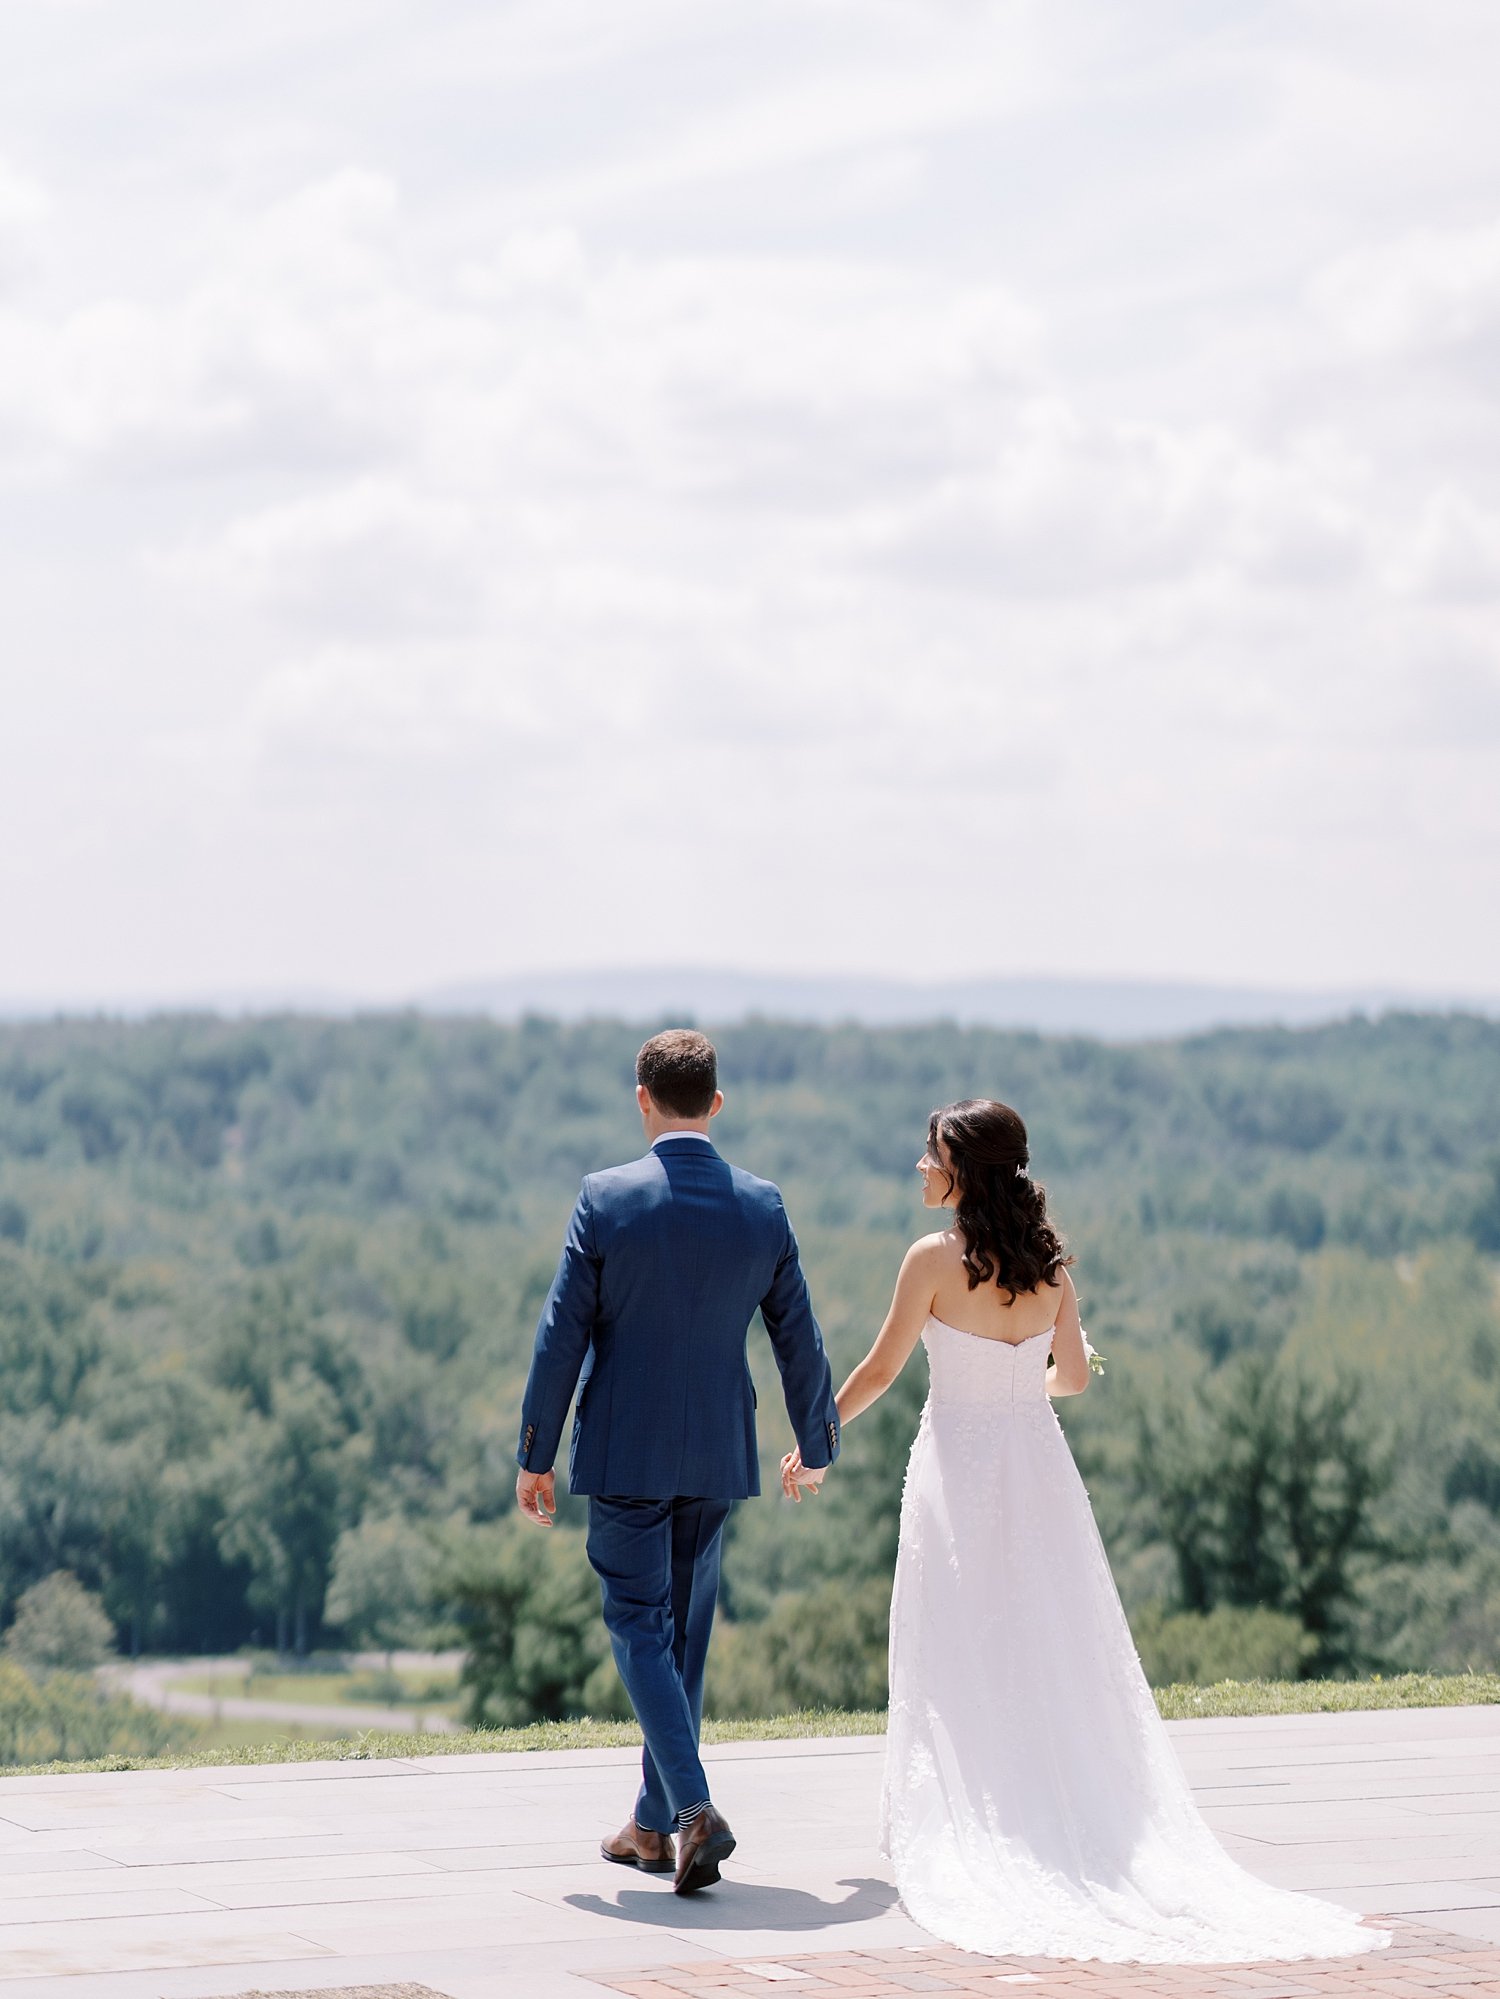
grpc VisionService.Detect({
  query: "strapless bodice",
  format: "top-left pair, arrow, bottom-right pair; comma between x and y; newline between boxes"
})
922,1313 -> 1054,1408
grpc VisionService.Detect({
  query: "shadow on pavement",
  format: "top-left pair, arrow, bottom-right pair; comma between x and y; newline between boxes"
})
566,1875 -> 899,1930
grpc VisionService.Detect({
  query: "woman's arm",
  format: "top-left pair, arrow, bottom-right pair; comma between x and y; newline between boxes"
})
782,1238 -> 937,1497
835,1238 -> 937,1423
1045,1266 -> 1089,1397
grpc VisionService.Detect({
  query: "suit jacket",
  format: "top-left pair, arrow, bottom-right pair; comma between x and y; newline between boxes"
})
516,1135 -> 840,1499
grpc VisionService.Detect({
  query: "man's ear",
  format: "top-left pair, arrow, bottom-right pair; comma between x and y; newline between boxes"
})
637,1083 -> 653,1116
708,1090 -> 724,1119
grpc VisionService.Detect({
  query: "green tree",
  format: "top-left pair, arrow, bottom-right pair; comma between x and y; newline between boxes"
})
1472,1157 -> 1500,1254
325,1514 -> 441,1667
4,1571 -> 115,1671
1264,1185 -> 1326,1251
218,1370 -> 365,1655
0,1257 -> 102,1417
211,1276 -> 365,1429
1133,1355 -> 1385,1671
0,1413 -> 112,1622
98,1443 -> 187,1659
451,1526 -> 611,1726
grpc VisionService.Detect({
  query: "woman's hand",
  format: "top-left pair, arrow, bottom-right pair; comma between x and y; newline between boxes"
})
781,1449 -> 826,1502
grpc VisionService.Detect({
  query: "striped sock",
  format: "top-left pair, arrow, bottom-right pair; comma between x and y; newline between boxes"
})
675,1800 -> 710,1828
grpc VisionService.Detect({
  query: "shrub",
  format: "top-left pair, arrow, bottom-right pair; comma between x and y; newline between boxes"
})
5,1572 -> 116,1672
1130,1603 -> 1317,1687
0,1659 -> 195,1767
707,1577 -> 891,1718
450,1526 -> 613,1727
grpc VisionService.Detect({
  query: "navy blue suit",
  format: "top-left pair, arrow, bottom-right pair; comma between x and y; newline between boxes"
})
517,1133 -> 839,1828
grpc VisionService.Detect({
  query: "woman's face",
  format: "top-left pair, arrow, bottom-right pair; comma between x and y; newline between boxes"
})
917,1131 -> 957,1209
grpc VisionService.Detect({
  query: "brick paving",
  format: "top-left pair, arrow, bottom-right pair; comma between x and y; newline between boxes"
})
586,1918 -> 1500,1999
210,1987 -> 453,1999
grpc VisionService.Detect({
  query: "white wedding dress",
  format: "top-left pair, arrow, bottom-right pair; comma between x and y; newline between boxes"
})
881,1315 -> 1387,1964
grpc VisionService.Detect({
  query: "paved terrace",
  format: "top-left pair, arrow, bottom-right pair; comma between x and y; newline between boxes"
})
0,1706 -> 1496,1999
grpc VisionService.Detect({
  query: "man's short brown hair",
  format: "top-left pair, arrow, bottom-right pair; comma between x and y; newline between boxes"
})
636,1029 -> 718,1118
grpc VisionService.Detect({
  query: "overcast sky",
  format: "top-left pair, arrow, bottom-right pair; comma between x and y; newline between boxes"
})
2,0 -> 1498,1006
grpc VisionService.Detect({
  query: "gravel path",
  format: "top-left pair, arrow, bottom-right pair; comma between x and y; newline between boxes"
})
100,1655 -> 465,1735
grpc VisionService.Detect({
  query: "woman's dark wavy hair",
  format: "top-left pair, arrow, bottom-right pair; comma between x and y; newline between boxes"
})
929,1098 -> 1072,1301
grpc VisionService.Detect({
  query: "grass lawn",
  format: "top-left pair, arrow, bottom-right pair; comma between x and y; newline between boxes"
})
1152,1671 -> 1500,1719
186,1716 -> 353,1750
3,1671 -> 1496,1780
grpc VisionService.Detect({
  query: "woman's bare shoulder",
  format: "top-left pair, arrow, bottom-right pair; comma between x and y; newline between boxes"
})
907,1227 -> 960,1264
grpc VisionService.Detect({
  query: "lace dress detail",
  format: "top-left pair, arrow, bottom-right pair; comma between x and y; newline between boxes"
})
880,1316 -> 1387,1964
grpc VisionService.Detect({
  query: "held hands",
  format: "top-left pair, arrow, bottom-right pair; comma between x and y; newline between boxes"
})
516,1468 -> 557,1526
780,1449 -> 828,1503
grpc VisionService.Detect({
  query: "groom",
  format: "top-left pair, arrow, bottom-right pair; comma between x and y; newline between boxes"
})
515,1029 -> 840,1894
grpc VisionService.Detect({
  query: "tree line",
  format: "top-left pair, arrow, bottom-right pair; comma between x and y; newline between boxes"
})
0,1009 -> 1496,1723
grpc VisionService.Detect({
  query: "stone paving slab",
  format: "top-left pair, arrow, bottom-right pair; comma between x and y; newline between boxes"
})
0,1708 -> 1494,1998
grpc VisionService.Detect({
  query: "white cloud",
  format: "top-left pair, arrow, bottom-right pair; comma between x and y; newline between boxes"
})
1314,222 -> 1500,361
514,45 -> 1036,222
0,159 -> 48,289
157,480 -> 486,636
1398,490 -> 1500,603
0,169 -> 432,475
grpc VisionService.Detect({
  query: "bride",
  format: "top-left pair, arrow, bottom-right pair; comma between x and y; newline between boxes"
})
781,1097 -> 1386,1965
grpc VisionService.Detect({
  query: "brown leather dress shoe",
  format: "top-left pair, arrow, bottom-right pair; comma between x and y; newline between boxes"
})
601,1815 -> 675,1873
673,1804 -> 736,1895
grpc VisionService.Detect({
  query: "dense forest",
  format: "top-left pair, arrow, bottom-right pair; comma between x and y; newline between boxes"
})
0,1010 -> 1497,1724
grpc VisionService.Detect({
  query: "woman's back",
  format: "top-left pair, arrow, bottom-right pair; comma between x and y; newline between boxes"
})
924,1225 -> 1064,1344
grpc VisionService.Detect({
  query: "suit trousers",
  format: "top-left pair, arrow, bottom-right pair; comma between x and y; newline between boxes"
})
586,1495 -> 733,1833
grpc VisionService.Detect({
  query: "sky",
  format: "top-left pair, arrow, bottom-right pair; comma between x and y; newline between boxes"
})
2,0 -> 1498,1007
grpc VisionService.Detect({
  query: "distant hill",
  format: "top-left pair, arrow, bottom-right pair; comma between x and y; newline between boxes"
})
420,968 -> 1500,1042
6,969 -> 1497,1042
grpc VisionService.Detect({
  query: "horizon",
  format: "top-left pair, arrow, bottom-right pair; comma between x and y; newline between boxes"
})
4,962 -> 1498,1043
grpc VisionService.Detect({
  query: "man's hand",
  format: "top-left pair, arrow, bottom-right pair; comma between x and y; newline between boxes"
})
516,1468 -> 557,1526
779,1450 -> 827,1504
